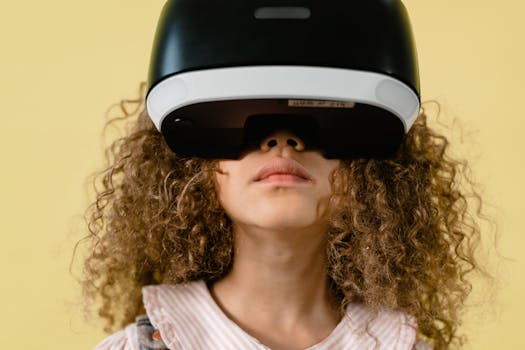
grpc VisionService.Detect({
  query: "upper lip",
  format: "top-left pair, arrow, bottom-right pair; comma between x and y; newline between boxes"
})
254,158 -> 313,182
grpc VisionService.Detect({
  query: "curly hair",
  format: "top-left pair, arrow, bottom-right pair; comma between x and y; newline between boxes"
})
75,82 -> 495,349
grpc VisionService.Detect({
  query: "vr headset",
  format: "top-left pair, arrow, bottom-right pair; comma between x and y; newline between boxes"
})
145,0 -> 420,159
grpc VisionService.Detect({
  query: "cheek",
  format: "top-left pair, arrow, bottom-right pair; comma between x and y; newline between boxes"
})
215,174 -> 229,203
325,161 -> 340,192
214,162 -> 233,200
319,160 -> 340,194
215,173 -> 243,214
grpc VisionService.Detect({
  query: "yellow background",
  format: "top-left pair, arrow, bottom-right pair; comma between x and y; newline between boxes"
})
1,0 -> 523,348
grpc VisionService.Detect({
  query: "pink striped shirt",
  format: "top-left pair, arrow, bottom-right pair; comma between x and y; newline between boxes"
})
94,280 -> 432,349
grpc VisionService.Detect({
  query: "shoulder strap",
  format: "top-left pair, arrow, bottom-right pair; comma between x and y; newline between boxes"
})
135,314 -> 169,350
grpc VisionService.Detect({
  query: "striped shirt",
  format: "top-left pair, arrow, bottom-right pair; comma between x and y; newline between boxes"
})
94,279 -> 432,350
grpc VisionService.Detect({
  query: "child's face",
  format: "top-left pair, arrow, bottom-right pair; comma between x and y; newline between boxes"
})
214,129 -> 340,232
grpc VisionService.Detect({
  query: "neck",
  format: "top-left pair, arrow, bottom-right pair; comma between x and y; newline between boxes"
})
208,222 -> 341,340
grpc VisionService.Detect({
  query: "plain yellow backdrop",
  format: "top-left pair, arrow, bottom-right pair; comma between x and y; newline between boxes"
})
1,0 -> 523,348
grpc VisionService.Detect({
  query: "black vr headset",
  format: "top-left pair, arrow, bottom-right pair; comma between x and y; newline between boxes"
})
145,0 -> 420,159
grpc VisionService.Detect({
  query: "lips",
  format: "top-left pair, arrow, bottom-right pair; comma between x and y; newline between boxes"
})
254,158 -> 313,182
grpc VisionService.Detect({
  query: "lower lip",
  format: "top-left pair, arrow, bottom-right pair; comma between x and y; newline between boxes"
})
256,174 -> 312,185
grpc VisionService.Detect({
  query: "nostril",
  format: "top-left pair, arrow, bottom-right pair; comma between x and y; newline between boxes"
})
287,139 -> 298,147
258,133 -> 306,152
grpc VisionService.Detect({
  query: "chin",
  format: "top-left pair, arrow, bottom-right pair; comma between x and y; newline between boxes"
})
250,206 -> 318,227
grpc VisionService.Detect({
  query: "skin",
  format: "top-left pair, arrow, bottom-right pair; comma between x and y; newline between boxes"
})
211,129 -> 342,350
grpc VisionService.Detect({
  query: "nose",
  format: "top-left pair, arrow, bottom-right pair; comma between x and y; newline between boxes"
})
259,129 -> 306,153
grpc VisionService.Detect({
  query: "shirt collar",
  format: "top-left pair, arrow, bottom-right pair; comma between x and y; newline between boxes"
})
142,279 -> 417,350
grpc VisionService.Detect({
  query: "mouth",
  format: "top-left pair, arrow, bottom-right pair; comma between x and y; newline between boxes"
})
254,158 -> 313,183
256,174 -> 313,187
